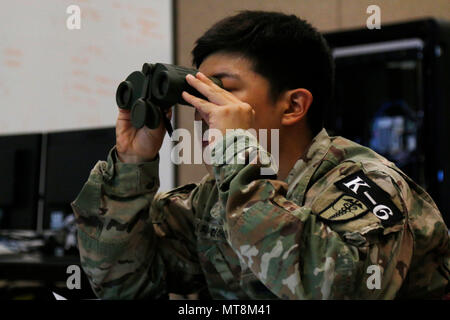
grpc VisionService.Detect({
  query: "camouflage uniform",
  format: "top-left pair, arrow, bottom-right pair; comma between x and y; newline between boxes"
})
72,128 -> 450,299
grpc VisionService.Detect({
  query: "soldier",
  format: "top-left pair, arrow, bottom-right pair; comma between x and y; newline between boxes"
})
72,11 -> 449,299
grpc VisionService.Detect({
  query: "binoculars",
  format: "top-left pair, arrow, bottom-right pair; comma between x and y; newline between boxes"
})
116,63 -> 223,135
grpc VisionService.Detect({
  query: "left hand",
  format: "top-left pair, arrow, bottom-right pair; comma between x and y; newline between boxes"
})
182,72 -> 255,137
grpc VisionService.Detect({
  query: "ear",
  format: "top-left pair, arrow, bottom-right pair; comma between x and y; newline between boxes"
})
280,89 -> 313,126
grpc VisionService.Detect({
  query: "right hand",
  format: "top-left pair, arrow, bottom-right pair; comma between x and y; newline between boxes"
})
115,107 -> 172,163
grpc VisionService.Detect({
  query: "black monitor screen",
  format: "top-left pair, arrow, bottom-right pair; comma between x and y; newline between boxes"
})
0,134 -> 42,230
44,127 -> 115,229
325,46 -> 426,188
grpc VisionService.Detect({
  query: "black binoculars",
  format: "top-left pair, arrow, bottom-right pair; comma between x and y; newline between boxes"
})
116,63 -> 223,135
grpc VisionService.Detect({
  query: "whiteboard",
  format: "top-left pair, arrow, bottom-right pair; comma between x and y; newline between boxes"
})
0,0 -> 174,191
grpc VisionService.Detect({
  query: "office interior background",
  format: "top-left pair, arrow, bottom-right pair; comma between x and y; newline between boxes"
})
0,0 -> 449,300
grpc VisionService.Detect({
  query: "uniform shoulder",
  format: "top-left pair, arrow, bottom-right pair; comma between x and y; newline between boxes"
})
327,135 -> 397,167
306,160 -> 408,241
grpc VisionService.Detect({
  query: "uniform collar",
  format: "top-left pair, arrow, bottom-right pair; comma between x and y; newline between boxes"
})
285,128 -> 332,203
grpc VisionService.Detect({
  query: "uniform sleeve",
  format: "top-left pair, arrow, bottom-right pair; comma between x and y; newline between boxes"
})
71,147 -> 206,299
210,130 -> 416,299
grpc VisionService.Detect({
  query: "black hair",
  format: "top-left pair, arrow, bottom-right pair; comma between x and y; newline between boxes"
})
192,10 -> 334,135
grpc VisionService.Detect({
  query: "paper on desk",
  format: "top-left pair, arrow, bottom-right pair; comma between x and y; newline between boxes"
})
52,292 -> 67,300
52,292 -> 99,300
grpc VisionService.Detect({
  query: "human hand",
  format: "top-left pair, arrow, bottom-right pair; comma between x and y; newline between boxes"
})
115,107 -> 172,163
182,72 -> 255,139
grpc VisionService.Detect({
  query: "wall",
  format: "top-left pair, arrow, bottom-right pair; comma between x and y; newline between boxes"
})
0,0 -> 173,133
175,0 -> 450,186
0,0 -> 175,191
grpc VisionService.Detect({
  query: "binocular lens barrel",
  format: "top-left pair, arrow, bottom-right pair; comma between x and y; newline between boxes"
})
151,63 -> 222,107
131,99 -> 160,129
115,62 -> 223,133
116,81 -> 132,108
115,71 -> 146,110
153,70 -> 170,100
151,64 -> 190,106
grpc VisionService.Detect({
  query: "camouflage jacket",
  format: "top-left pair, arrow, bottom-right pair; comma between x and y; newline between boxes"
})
72,128 -> 449,299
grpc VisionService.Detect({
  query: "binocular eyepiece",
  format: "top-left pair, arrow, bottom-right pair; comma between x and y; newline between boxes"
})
116,63 -> 223,135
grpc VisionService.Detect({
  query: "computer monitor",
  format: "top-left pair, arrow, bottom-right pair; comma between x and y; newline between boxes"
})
43,127 -> 115,230
0,133 -> 42,230
326,39 -> 426,186
324,19 -> 450,225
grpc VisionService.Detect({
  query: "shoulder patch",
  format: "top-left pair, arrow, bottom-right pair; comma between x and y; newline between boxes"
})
318,194 -> 369,223
334,170 -> 404,227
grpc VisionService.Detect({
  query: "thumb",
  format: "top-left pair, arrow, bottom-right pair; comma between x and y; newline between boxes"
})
117,108 -> 132,121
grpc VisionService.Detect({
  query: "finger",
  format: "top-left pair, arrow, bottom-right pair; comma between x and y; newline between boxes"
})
186,73 -> 230,105
196,72 -> 240,102
182,91 -> 214,120
195,72 -> 217,86
117,107 -> 132,121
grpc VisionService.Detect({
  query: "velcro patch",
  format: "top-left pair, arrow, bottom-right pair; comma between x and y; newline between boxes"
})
318,194 -> 369,223
334,170 -> 404,227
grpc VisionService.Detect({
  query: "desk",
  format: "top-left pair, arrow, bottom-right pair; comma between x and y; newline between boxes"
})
0,253 -> 95,299
0,253 -> 79,281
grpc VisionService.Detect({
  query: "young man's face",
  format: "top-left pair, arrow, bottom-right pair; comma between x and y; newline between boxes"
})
196,52 -> 285,137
